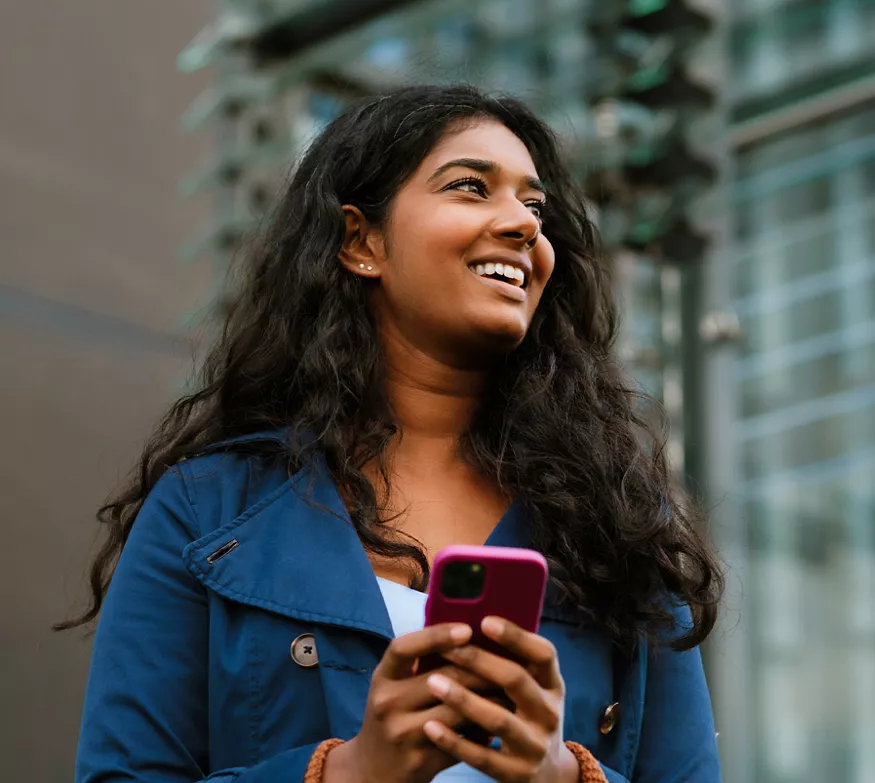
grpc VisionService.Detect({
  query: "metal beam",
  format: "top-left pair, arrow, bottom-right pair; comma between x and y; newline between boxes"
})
253,0 -> 431,62
731,69 -> 875,147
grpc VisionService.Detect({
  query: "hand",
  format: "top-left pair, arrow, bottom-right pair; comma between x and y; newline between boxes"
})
421,617 -> 581,783
326,623 -> 500,783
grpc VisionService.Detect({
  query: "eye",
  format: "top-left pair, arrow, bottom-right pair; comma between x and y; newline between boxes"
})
526,200 -> 547,222
446,176 -> 488,196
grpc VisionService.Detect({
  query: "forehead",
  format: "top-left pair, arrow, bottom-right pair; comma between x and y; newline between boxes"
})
418,119 -> 540,179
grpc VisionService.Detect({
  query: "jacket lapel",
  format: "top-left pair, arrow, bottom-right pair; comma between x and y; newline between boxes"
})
184,452 -> 394,641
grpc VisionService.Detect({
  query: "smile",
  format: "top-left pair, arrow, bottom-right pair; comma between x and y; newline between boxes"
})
466,261 -> 528,289
467,265 -> 528,302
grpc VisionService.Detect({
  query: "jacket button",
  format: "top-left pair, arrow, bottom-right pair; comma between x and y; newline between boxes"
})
599,702 -> 620,735
290,634 -> 319,667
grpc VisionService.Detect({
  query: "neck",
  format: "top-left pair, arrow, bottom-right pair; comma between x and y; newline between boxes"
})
380,331 -> 487,468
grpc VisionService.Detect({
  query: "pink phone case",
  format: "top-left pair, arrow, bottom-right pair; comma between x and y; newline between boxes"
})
424,544 -> 548,663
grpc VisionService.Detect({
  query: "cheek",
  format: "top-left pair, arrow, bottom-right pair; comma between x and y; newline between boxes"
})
392,205 -> 477,260
535,241 -> 556,286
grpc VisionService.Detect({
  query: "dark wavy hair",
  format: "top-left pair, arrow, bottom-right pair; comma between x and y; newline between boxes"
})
58,84 -> 723,651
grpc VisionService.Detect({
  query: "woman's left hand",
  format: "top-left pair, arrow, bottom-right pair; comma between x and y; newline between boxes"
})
422,616 -> 580,783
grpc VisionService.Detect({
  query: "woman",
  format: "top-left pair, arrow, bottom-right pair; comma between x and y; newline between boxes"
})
63,85 -> 724,782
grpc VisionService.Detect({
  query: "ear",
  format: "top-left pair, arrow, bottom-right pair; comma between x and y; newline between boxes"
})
338,205 -> 383,279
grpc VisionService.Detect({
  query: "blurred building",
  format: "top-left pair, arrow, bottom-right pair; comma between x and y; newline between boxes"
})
181,2 -> 875,782
727,1 -> 875,781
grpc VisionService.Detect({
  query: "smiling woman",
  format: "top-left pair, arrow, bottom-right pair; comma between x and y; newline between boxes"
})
63,85 -> 723,783
338,120 -> 554,363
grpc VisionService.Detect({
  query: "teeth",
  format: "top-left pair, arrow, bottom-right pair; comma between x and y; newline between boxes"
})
470,262 -> 526,287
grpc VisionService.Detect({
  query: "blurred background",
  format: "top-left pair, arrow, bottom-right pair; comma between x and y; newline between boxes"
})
1,1 -> 873,781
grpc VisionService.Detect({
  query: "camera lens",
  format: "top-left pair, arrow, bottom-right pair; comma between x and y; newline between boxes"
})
441,561 -> 487,599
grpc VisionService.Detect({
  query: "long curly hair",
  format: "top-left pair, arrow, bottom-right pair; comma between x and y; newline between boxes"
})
58,84 -> 723,651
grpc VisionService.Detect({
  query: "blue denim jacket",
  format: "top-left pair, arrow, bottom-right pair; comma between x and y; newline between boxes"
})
76,431 -> 720,782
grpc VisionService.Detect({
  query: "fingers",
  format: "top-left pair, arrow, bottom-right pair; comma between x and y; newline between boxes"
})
426,674 -> 544,757
480,617 -> 563,690
373,664 -> 501,716
423,719 -> 538,781
440,642 -> 561,730
377,624 -> 472,680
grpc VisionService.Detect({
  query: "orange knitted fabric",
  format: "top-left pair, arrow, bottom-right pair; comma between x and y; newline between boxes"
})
565,741 -> 609,783
303,738 -> 345,783
304,737 -> 606,782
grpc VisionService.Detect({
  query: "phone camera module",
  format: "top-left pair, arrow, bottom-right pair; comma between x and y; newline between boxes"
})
441,561 -> 487,599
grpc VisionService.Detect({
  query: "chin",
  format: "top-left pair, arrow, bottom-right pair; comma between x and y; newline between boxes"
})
472,319 -> 529,355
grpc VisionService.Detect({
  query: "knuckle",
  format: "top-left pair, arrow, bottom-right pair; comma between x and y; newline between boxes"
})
542,702 -> 562,733
529,733 -> 550,758
507,667 -> 529,692
387,636 -> 408,657
406,748 -> 426,771
453,645 -> 477,664
447,668 -> 483,689
439,707 -> 466,728
466,747 -> 491,773
369,690 -> 395,721
384,718 -> 408,747
531,639 -> 557,666
493,711 -> 514,736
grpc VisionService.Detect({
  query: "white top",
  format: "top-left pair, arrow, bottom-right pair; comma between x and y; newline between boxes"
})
376,577 -> 495,782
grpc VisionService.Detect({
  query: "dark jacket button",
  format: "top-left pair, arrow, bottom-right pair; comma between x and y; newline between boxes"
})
290,634 -> 319,668
599,702 -> 620,735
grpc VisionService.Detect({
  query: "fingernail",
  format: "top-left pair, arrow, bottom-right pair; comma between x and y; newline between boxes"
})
450,624 -> 471,643
428,674 -> 451,697
482,617 -> 503,635
424,720 -> 443,741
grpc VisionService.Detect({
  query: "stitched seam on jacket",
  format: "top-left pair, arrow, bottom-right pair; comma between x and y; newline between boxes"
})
623,642 -> 645,773
176,460 -> 203,535
248,620 -> 263,767
319,662 -> 374,674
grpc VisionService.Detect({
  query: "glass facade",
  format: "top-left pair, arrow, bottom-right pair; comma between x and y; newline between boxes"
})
732,0 -> 875,100
732,98 -> 875,783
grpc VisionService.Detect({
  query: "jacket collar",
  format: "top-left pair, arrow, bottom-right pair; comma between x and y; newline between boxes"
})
183,436 -> 575,637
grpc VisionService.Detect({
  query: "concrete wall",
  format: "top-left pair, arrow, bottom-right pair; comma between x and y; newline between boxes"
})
0,3 -> 215,779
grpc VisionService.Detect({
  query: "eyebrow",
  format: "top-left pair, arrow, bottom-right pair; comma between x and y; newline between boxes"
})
427,157 -> 546,195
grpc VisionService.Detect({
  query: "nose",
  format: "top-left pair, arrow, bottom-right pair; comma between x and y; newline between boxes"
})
491,200 -> 541,250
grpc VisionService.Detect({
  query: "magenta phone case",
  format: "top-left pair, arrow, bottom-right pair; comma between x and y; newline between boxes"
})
424,545 -> 548,663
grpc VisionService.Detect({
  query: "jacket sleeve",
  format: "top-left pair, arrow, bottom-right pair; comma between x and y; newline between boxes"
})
630,603 -> 721,783
588,603 -> 720,783
76,468 -> 321,783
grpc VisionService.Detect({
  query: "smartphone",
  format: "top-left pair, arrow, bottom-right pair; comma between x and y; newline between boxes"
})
423,544 -> 548,664
420,545 -> 548,745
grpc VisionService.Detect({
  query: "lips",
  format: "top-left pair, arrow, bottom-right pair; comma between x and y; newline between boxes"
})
467,267 -> 527,302
466,256 -> 531,289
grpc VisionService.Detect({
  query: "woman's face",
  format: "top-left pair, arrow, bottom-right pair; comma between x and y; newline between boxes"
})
343,119 -> 556,366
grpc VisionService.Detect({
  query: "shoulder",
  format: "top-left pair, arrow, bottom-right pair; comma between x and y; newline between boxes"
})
170,429 -> 297,539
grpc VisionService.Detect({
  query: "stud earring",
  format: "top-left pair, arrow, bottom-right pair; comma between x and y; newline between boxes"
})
366,265 -> 373,271
359,264 -> 365,269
